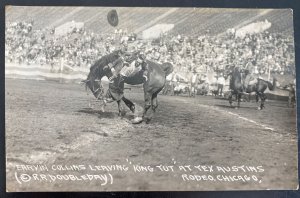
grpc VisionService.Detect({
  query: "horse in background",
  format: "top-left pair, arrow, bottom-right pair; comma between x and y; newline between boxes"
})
226,66 -> 277,109
277,82 -> 296,107
286,83 -> 296,107
83,52 -> 173,124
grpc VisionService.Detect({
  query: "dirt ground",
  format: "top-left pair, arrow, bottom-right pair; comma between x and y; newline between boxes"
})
5,79 -> 298,191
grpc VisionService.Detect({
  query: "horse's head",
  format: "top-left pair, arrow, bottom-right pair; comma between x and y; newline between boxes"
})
83,62 -> 107,100
232,67 -> 242,79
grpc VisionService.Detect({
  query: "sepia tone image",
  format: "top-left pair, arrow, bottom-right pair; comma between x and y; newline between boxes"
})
5,6 -> 297,191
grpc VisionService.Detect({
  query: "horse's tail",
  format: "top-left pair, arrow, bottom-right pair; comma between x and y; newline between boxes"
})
267,78 -> 277,91
161,62 -> 174,77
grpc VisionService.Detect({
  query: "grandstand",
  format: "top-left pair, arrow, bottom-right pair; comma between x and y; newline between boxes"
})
6,7 -> 293,36
5,7 -> 295,87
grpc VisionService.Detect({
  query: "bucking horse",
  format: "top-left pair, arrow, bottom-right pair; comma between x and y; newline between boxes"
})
83,51 -> 173,124
225,66 -> 277,110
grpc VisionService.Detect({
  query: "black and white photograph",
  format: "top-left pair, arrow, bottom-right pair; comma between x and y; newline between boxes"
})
5,6 -> 298,191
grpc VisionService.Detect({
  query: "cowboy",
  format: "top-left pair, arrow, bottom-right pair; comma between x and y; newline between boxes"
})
107,51 -> 149,83
102,44 -> 131,76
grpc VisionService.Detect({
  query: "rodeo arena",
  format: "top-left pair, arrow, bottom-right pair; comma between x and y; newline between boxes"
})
5,7 -> 298,191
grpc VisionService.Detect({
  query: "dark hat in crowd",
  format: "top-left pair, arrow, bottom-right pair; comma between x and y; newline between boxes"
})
107,9 -> 119,27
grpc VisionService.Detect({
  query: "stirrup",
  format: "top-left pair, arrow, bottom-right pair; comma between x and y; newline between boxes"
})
143,75 -> 148,82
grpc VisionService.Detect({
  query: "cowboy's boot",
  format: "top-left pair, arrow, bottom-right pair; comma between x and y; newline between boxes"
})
143,71 -> 148,82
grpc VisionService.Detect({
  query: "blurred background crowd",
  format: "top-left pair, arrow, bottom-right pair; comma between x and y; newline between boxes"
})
5,20 -> 295,79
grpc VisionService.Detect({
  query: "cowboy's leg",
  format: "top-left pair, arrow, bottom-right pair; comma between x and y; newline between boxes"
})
122,96 -> 135,113
117,63 -> 134,83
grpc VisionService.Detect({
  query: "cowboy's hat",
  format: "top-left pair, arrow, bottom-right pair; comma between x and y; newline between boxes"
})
107,9 -> 119,27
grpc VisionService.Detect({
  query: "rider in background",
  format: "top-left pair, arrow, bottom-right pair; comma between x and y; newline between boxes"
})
243,60 -> 258,89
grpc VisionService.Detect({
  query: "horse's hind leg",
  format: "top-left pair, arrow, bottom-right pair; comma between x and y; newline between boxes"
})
257,92 -> 265,110
143,92 -> 152,118
237,92 -> 241,108
255,93 -> 259,103
151,90 -> 160,112
260,93 -> 266,109
228,91 -> 233,107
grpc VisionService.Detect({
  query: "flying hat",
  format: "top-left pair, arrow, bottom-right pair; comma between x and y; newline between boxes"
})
107,9 -> 119,27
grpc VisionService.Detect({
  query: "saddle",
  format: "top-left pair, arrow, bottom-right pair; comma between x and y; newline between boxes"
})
243,74 -> 258,87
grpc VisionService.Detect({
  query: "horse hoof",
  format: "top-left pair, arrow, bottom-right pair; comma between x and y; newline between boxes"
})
119,110 -> 126,117
144,117 -> 151,124
132,117 -> 143,124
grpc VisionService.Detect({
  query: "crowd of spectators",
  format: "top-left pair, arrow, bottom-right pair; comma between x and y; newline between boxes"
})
143,30 -> 295,77
5,20 -> 295,77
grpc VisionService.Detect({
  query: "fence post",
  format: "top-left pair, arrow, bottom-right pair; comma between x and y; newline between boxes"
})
60,57 -> 63,83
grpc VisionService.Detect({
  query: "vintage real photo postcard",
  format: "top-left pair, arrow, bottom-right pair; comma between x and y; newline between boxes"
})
5,6 -> 298,191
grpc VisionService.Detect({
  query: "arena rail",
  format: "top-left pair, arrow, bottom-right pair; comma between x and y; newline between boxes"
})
5,62 -> 291,98
5,62 -> 109,83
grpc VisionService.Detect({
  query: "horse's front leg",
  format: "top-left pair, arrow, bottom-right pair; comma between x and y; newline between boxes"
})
117,100 -> 126,117
100,90 -> 116,112
259,92 -> 266,110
